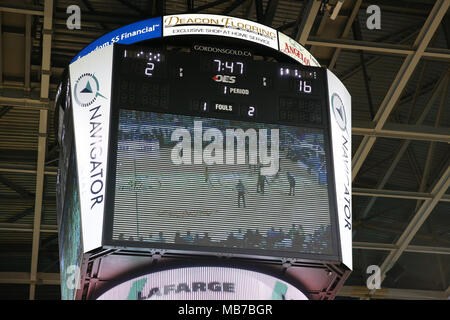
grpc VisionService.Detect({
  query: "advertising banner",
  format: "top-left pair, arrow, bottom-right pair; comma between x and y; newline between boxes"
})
97,267 -> 308,300
163,14 -> 279,50
70,15 -> 320,68
278,32 -> 320,67
327,70 -> 352,270
69,45 -> 114,252
71,17 -> 162,63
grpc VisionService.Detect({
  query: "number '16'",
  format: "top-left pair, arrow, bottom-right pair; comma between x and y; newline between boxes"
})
299,80 -> 311,93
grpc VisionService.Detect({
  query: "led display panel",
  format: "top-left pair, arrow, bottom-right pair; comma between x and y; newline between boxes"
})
104,44 -> 339,260
112,110 -> 332,256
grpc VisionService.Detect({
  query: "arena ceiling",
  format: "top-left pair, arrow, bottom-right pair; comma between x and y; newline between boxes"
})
0,0 -> 449,300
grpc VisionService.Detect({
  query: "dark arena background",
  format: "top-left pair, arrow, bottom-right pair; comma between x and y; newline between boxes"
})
0,0 -> 449,302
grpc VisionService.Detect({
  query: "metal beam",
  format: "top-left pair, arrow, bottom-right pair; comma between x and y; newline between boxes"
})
0,175 -> 34,198
352,123 -> 450,143
0,12 -> 2,86
305,38 -> 450,60
0,223 -> 57,233
353,242 -> 450,255
445,286 -> 450,299
0,4 -> 44,16
263,0 -> 278,26
25,14 -> 32,92
0,106 -> 12,119
222,0 -> 247,15
328,0 -> 363,69
4,207 -> 34,223
338,27 -> 421,81
357,221 -> 450,246
190,0 -> 231,13
78,0 -> 108,31
0,272 -> 59,285
375,165 -> 450,292
414,87 -> 448,289
418,76 -> 448,195
351,0 -> 450,182
361,0 -> 450,16
155,0 -> 165,16
338,286 -> 446,300
0,96 -> 51,110
352,15 -> 375,119
29,0 -> 53,301
295,0 -> 321,45
426,216 -> 448,291
115,0 -> 143,15
29,110 -> 49,301
356,71 -> 448,224
445,15 -> 450,48
0,196 -> 55,203
244,0 -> 255,19
40,233 -> 58,249
0,165 -> 57,176
353,187 -> 450,202
187,0 -> 194,12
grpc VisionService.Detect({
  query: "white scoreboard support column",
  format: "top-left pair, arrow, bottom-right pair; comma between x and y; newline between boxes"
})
327,69 -> 352,270
69,45 -> 114,253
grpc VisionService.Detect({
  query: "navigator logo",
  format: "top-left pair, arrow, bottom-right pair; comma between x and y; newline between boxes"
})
331,93 -> 347,131
74,73 -> 106,107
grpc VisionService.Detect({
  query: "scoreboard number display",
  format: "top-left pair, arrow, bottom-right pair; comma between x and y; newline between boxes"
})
105,44 -> 339,260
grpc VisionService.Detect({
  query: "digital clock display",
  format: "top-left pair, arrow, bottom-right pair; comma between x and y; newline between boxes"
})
118,45 -> 324,125
213,59 -> 245,74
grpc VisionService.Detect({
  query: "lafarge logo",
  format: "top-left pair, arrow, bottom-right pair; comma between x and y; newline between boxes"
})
331,93 -> 347,131
97,267 -> 308,300
73,73 -> 106,107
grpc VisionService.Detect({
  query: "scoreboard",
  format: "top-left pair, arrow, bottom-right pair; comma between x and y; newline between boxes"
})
116,46 -> 325,125
105,44 -> 337,260
57,14 -> 352,300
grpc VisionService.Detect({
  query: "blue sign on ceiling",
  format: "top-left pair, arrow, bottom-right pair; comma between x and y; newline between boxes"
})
71,16 -> 162,63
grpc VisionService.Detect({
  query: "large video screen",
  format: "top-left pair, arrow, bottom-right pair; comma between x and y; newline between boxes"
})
112,110 -> 333,256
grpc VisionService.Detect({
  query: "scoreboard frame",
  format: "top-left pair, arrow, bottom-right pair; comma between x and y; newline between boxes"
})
100,42 -> 342,264
58,13 -> 352,300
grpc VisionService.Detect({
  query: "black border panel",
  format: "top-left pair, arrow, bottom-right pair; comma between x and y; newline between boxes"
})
102,42 -> 341,264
